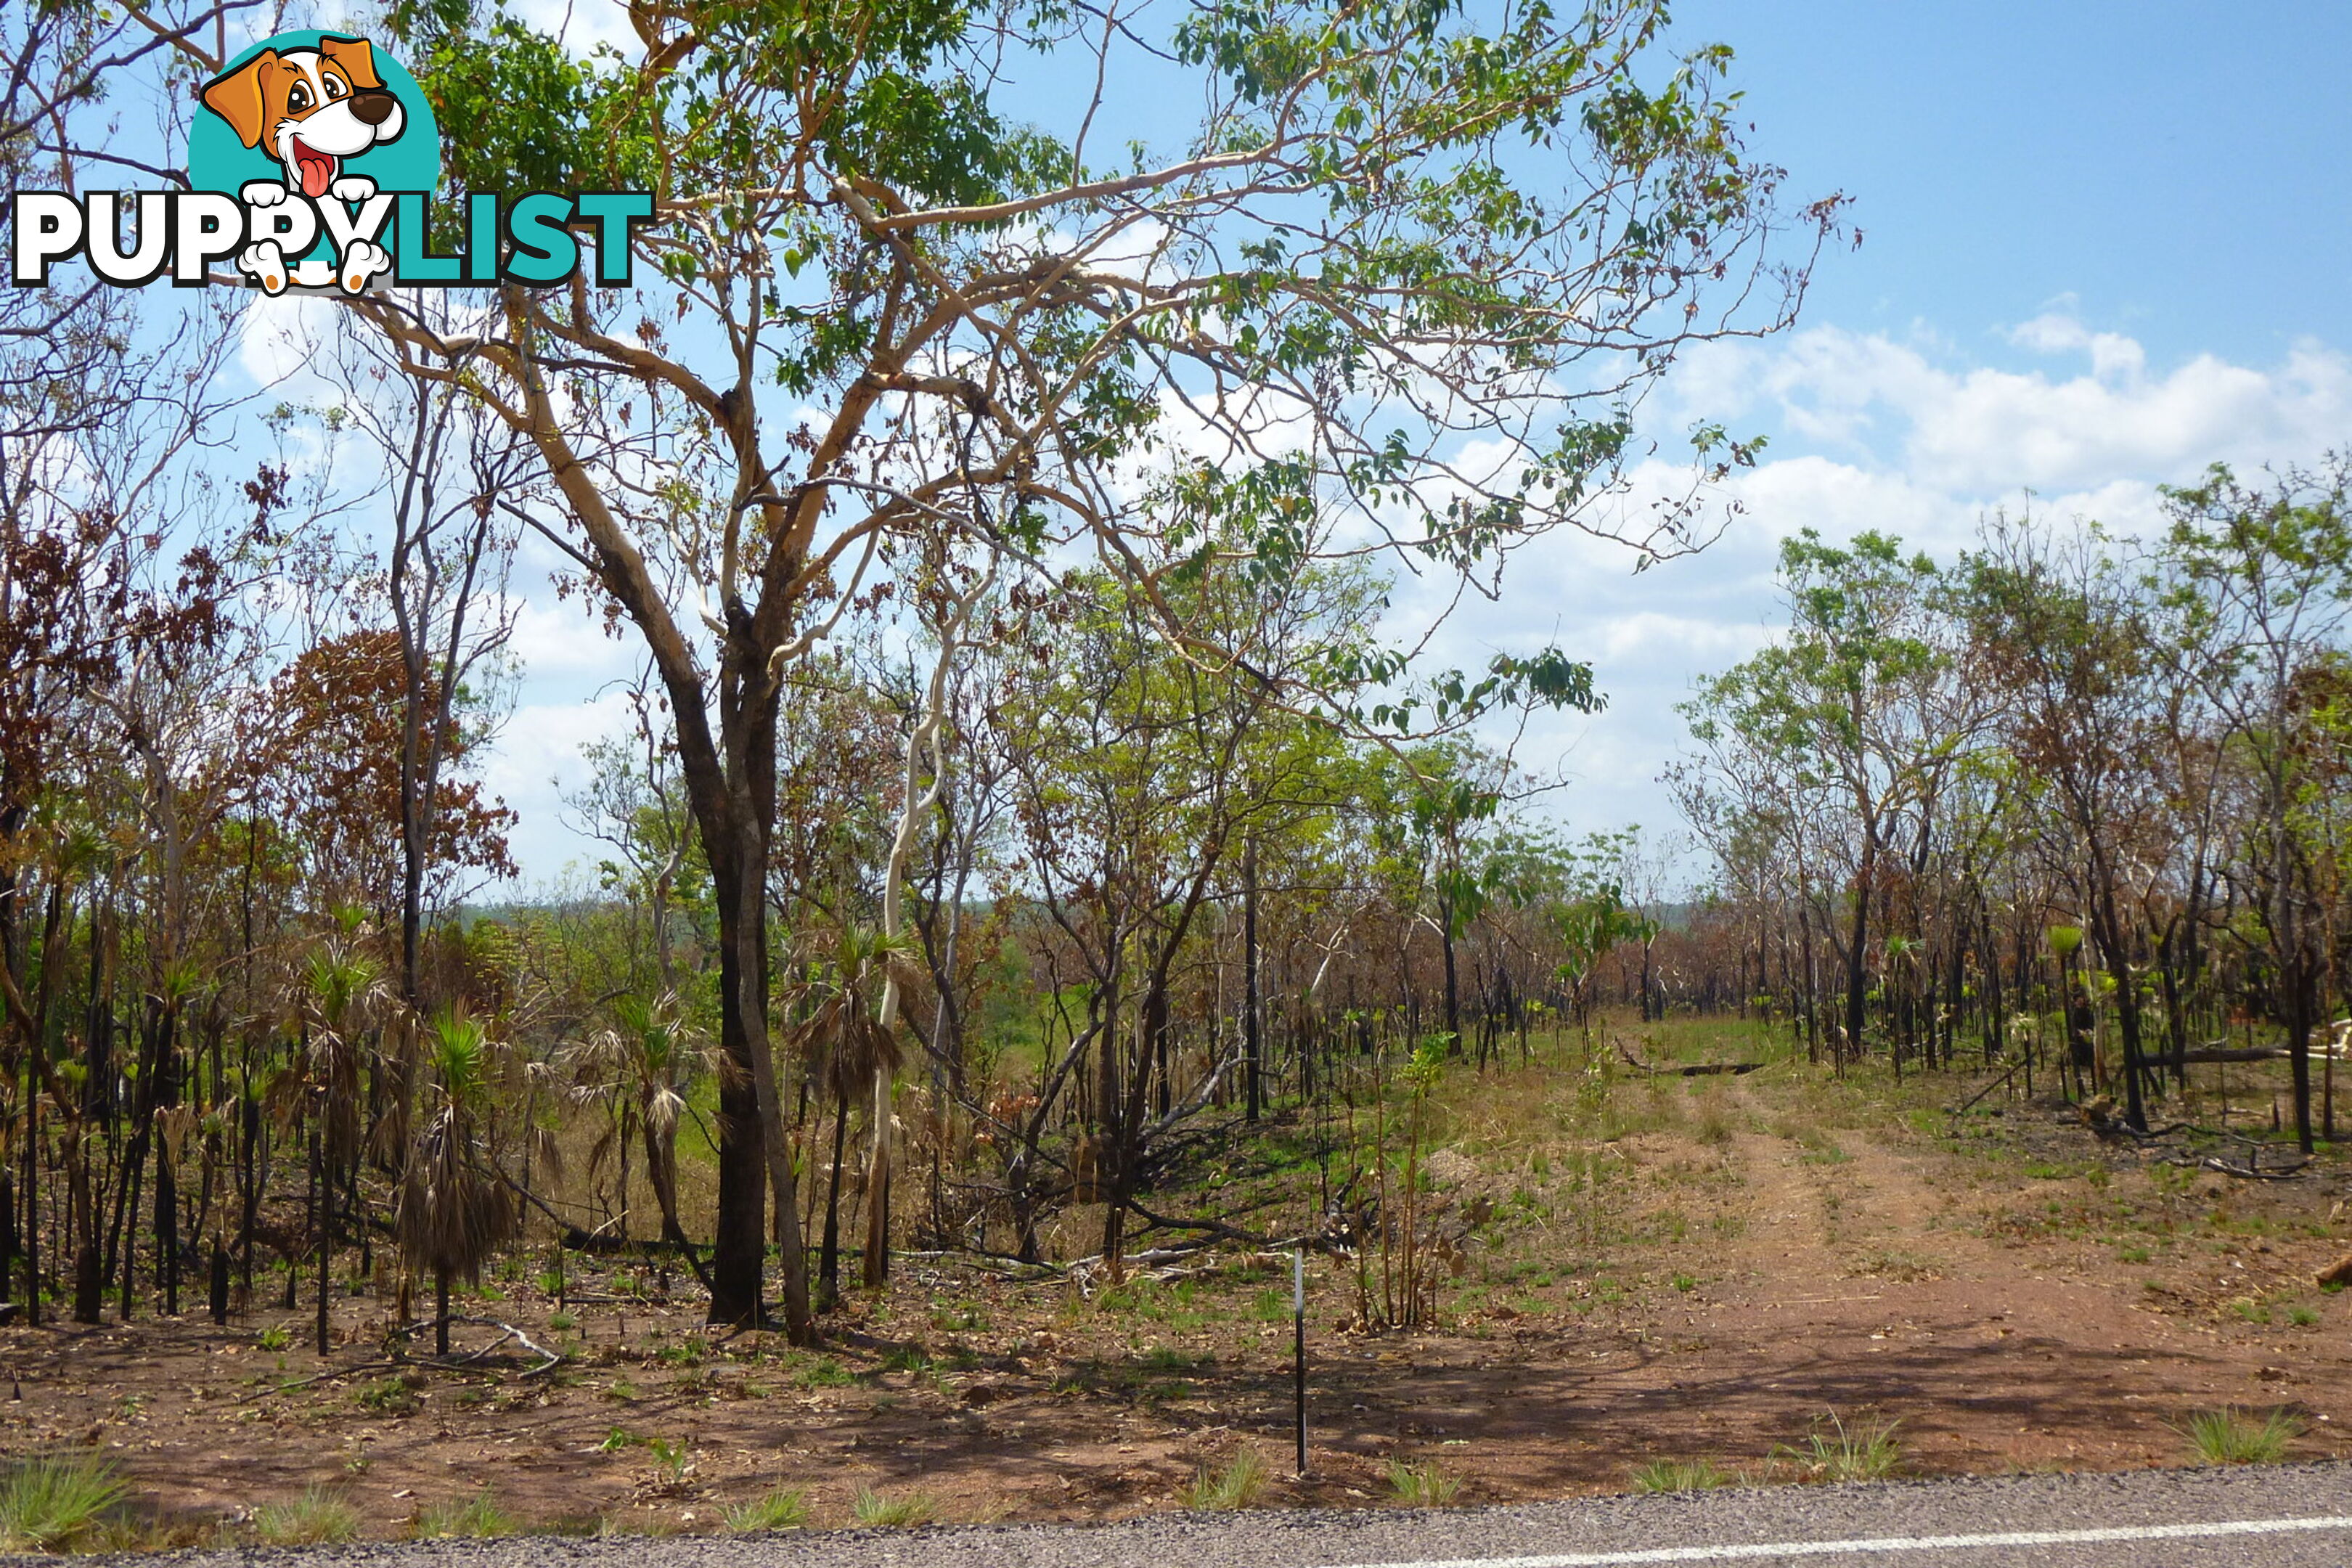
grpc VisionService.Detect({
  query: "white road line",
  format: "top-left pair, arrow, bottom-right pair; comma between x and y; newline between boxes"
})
1324,1513 -> 2352,1567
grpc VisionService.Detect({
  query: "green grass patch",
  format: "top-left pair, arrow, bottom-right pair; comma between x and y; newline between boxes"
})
850,1488 -> 934,1529
412,1490 -> 515,1539
1181,1447 -> 1270,1511
0,1452 -> 128,1553
722,1489 -> 809,1532
1629,1458 -> 1734,1493
2176,1407 -> 2303,1465
1772,1413 -> 1902,1482
1384,1459 -> 1462,1507
255,1486 -> 362,1545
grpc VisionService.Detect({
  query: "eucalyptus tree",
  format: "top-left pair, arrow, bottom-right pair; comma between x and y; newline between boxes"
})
1546,833 -> 1654,1052
324,0 -> 1837,1333
2157,460 -> 2352,1153
863,542 -> 996,1286
329,324 -> 528,1007
1678,530 -> 1948,1063
997,560 -> 1372,1272
564,687 -> 709,1000
1956,514 -> 2171,1127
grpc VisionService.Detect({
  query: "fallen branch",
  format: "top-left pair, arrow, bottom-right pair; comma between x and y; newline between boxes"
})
389,1315 -> 565,1376
241,1315 -> 567,1402
1945,1060 -> 2024,1119
2176,1042 -> 2349,1063
246,1360 -> 403,1399
1616,1041 -> 1762,1077
2164,1153 -> 2311,1181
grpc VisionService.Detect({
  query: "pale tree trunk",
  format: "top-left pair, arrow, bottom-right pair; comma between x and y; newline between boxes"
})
867,564 -> 990,1288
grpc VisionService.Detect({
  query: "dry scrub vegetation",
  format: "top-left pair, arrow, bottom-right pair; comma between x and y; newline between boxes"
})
7,1016 -> 2349,1549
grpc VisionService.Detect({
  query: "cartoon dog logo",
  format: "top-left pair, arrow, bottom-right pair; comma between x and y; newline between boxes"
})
200,36 -> 404,293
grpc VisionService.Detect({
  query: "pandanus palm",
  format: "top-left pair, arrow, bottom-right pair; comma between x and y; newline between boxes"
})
792,926 -> 905,1302
295,942 -> 377,1352
565,992 -> 712,1289
394,1008 -> 515,1353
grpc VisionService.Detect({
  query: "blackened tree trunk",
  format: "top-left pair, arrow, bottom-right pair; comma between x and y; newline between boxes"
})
1843,854 -> 1872,1069
1244,836 -> 1261,1122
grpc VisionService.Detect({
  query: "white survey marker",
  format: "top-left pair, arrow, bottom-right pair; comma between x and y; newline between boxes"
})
1323,1513 -> 2352,1567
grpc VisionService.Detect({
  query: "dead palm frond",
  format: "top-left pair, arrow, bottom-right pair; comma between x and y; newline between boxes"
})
560,992 -> 713,1285
797,926 -> 907,1103
792,926 -> 909,1300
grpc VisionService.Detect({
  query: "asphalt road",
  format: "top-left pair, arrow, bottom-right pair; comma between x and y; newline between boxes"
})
58,1461 -> 2352,1568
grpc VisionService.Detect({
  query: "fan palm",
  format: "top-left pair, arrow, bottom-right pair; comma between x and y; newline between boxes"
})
564,992 -> 712,1289
393,1008 -> 515,1353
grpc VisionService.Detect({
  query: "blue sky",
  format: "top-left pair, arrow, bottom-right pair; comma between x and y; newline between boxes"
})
1672,0 -> 2352,362
388,0 -> 2352,885
1392,0 -> 2352,865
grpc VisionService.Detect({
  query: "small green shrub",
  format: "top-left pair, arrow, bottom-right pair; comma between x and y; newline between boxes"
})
257,1325 -> 292,1352
1773,1413 -> 1902,1482
2176,1408 -> 2303,1465
0,1452 -> 128,1553
1384,1459 -> 1461,1506
645,1438 -> 693,1488
412,1490 -> 515,1539
353,1377 -> 420,1416
792,1357 -> 855,1389
1180,1447 -> 1269,1511
1630,1458 -> 1733,1493
255,1487 -> 362,1546
850,1488 -> 934,1528
722,1489 -> 809,1532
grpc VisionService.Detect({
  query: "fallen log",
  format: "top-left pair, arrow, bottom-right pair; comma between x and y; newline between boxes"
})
561,1225 -> 694,1257
1616,1042 -> 1763,1077
2164,1153 -> 2311,1181
2176,1042 -> 2349,1063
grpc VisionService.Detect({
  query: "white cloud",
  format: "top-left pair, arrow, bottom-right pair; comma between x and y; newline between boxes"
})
1367,317 -> 2352,881
1701,321 -> 2352,496
478,687 -> 638,893
503,592 -> 637,683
